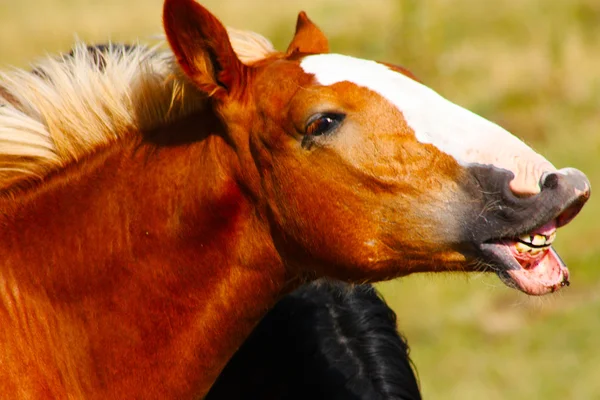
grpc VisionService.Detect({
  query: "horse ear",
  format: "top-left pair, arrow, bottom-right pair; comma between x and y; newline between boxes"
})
163,0 -> 246,99
286,12 -> 329,55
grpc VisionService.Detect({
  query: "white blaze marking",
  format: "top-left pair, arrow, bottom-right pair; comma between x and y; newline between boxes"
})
300,54 -> 555,194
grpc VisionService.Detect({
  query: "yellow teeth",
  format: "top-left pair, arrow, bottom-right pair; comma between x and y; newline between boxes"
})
520,234 -> 533,244
530,247 -> 544,255
515,242 -> 531,253
514,231 -> 556,254
532,234 -> 546,246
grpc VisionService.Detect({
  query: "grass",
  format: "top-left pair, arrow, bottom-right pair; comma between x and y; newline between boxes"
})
1,0 -> 599,398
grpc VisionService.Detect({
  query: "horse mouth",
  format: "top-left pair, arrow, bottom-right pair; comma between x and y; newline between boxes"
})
480,220 -> 570,295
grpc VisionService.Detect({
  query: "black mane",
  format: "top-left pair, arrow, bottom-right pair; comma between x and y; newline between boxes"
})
207,281 -> 421,400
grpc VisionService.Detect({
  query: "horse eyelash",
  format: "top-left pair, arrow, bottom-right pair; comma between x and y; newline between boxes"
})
301,135 -> 315,150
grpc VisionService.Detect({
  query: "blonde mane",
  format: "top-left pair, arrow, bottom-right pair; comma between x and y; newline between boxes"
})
0,28 -> 276,189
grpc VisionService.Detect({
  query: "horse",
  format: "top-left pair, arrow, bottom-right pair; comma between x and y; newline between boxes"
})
0,0 -> 589,397
207,280 -> 421,400
29,42 -> 423,399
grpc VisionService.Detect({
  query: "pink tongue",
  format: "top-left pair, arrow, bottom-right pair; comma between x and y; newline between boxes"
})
508,247 -> 569,295
533,220 -> 557,236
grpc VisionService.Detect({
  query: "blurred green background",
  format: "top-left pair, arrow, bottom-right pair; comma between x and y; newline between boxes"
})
2,0 -> 598,398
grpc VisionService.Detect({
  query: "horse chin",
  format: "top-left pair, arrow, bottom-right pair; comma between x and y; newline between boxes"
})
479,221 -> 570,295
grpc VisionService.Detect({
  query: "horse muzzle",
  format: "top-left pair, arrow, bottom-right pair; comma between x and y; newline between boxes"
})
461,165 -> 590,295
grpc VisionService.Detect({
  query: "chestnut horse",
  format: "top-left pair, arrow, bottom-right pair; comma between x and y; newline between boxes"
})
26,43 -> 422,399
0,0 -> 590,398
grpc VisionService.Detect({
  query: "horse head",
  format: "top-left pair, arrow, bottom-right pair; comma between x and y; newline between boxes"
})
163,0 -> 589,295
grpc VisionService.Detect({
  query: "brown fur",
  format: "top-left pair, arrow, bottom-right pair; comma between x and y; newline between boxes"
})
286,12 -> 330,55
0,0 -> 503,398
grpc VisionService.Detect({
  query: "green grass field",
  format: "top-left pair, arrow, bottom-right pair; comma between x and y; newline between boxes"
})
2,0 -> 599,398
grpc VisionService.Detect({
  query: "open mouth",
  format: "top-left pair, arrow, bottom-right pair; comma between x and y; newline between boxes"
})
469,167 -> 591,296
480,220 -> 570,296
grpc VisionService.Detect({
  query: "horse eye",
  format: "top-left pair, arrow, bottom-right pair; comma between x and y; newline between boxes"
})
305,113 -> 345,137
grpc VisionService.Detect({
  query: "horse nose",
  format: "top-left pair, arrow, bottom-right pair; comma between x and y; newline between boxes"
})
540,168 -> 590,195
539,168 -> 591,227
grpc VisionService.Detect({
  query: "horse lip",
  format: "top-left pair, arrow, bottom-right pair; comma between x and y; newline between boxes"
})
479,242 -> 522,271
479,242 -> 570,295
474,198 -> 583,246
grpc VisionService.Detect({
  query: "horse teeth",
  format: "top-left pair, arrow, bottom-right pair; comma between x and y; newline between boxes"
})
530,247 -> 544,255
532,234 -> 546,246
515,242 -> 531,253
546,232 -> 556,244
520,234 -> 533,244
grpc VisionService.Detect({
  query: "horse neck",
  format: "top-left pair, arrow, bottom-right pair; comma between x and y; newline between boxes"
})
0,112 -> 290,399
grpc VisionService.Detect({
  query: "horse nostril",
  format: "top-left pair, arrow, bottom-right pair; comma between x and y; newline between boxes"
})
540,171 -> 559,190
